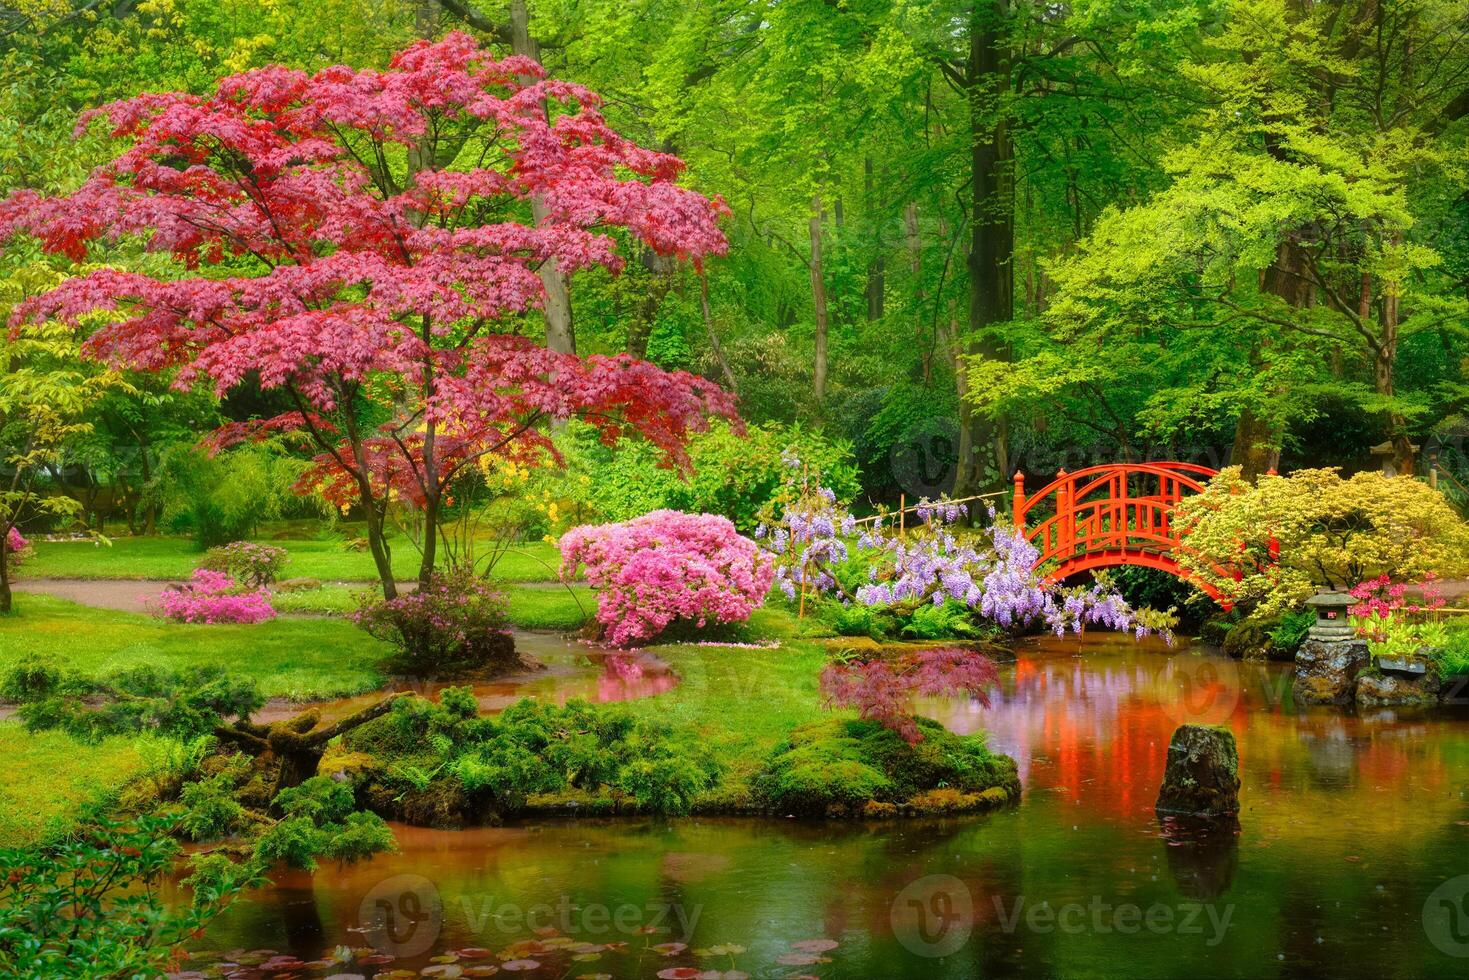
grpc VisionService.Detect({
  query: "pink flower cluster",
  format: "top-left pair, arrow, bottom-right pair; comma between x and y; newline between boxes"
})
1348,573 -> 1444,644
5,527 -> 28,555
154,569 -> 276,625
560,510 -> 775,647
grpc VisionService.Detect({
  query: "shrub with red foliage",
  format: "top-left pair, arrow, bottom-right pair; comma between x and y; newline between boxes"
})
819,646 -> 999,744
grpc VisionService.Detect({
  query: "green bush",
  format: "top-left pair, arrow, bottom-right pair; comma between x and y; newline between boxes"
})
1436,626 -> 1469,677
349,692 -> 722,816
155,442 -> 315,548
752,717 -> 1018,816
0,810 -> 258,977
1267,609 -> 1316,656
254,776 -> 397,870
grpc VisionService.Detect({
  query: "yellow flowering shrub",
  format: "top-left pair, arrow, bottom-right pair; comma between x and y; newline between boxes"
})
1173,467 -> 1469,616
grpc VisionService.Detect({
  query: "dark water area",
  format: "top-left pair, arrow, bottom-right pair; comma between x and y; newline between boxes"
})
182,634 -> 1469,979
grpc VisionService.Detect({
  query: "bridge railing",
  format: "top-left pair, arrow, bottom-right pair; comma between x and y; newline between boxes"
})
1012,462 -> 1219,567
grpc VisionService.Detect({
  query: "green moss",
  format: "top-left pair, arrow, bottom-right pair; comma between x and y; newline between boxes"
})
752,717 -> 1019,817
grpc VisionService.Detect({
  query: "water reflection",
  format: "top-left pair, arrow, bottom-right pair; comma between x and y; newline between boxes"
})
187,634 -> 1469,979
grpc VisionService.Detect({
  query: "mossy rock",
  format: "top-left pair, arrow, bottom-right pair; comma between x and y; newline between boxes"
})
1222,620 -> 1275,661
752,717 -> 1020,818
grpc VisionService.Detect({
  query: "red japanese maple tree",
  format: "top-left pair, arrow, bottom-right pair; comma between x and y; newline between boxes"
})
0,33 -> 737,597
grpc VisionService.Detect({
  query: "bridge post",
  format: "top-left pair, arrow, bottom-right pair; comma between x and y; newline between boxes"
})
1012,470 -> 1026,529
1056,468 -> 1074,557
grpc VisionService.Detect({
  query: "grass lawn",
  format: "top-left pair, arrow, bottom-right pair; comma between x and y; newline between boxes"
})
0,594 -> 389,700
0,723 -> 155,846
23,534 -> 565,583
620,624 -> 832,804
272,581 -> 597,631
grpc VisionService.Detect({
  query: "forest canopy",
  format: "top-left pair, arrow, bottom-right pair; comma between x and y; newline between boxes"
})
4,0 -> 1469,511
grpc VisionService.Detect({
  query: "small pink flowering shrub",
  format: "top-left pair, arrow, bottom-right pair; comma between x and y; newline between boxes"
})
4,528 -> 30,572
200,541 -> 289,587
350,569 -> 515,677
560,510 -> 775,647
155,569 -> 276,625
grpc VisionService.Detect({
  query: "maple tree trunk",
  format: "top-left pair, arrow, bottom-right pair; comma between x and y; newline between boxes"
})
809,194 -> 829,404
511,0 -> 576,355
954,0 -> 1013,499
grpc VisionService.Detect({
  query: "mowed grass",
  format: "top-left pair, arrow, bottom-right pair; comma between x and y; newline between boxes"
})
621,636 -> 831,803
272,581 -> 597,631
23,534 -> 565,583
0,594 -> 389,700
0,723 -> 155,846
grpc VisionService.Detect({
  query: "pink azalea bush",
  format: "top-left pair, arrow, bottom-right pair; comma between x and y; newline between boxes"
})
200,541 -> 289,587
560,510 -> 776,647
350,569 -> 515,677
4,528 -> 29,571
154,569 -> 276,625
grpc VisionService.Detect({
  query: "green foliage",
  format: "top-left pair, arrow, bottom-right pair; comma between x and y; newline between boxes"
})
1174,467 -> 1469,616
1436,626 -> 1469,678
570,420 -> 859,533
156,442 -> 315,548
901,600 -> 983,641
353,692 -> 722,816
0,809 -> 259,978
254,777 -> 396,870
1267,610 -> 1316,657
752,717 -> 1018,816
177,771 -> 246,841
2,659 -> 264,742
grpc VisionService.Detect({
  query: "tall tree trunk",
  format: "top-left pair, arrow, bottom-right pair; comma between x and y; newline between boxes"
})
1231,238 -> 1307,478
865,158 -> 885,320
698,272 -> 739,392
809,194 -> 830,404
1375,279 -> 1413,473
625,251 -> 676,359
954,0 -> 1013,498
905,201 -> 932,381
510,0 -> 576,354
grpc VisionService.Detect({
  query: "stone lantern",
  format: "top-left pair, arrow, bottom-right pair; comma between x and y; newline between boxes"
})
1305,591 -> 1355,641
1292,590 -> 1368,705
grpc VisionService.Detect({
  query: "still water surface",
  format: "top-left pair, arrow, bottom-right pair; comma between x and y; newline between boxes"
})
189,634 -> 1469,979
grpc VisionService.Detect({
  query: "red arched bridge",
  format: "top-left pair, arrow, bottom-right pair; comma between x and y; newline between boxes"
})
1011,462 -> 1227,602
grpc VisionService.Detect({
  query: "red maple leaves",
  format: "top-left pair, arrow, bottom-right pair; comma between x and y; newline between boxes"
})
1,33 -> 737,584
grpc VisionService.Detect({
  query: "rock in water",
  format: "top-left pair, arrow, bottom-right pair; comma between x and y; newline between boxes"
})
1155,724 -> 1241,818
1292,637 -> 1369,705
1355,666 -> 1442,707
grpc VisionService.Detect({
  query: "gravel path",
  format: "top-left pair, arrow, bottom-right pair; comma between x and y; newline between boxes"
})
10,577 -> 419,615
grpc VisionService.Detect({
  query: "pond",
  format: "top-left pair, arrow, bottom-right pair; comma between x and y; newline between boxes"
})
182,634 -> 1469,979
